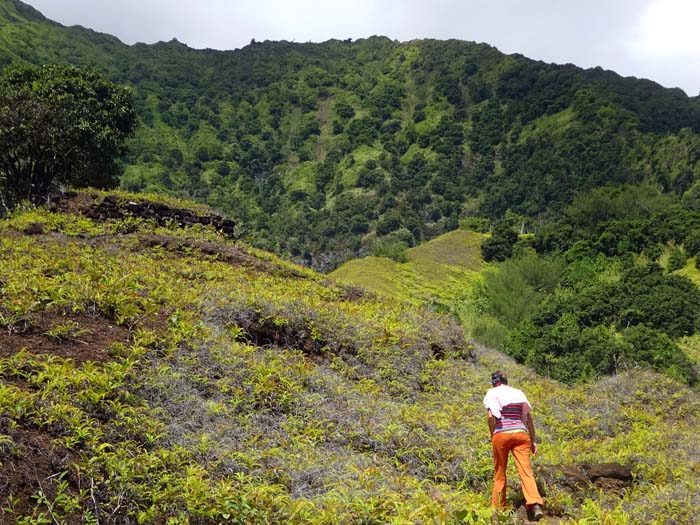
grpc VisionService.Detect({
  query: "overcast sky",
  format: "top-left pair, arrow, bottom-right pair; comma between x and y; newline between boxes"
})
25,0 -> 700,96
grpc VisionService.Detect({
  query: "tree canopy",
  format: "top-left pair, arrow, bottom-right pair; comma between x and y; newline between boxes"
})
0,64 -> 135,210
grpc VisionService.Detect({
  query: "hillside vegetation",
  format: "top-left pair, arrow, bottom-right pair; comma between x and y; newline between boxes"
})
330,229 -> 485,305
0,196 -> 699,524
2,3 -> 700,521
334,183 -> 700,387
2,0 -> 700,269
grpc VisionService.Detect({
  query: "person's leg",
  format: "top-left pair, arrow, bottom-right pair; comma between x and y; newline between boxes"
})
510,433 -> 544,506
491,432 -> 510,509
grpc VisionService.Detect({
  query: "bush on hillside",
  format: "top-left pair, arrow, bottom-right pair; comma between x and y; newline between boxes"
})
667,247 -> 688,272
622,325 -> 697,384
481,222 -> 518,262
479,251 -> 564,328
503,260 -> 700,384
370,239 -> 408,263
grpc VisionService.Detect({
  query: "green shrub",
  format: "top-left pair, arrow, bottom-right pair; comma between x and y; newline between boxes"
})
667,247 -> 687,272
481,222 -> 518,262
370,239 -> 408,262
480,251 -> 564,328
622,325 -> 697,384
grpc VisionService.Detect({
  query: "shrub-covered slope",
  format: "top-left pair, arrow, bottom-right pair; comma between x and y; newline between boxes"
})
472,184 -> 700,386
332,205 -> 700,388
1,195 -> 699,524
3,0 -> 700,268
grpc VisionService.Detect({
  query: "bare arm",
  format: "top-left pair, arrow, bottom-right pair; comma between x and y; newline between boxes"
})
487,409 -> 496,438
526,412 -> 538,455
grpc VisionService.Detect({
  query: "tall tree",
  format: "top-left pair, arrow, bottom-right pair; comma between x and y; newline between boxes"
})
0,64 -> 135,210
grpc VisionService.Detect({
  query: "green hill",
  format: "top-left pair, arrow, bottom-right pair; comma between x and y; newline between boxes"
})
0,196 -> 699,523
2,2 -> 700,522
3,0 -> 700,269
330,229 -> 486,305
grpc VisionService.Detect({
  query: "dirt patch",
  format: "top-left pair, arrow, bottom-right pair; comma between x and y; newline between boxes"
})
0,419 -> 79,523
519,461 -> 635,521
0,312 -> 131,364
537,462 -> 633,496
239,318 -> 325,355
21,222 -> 45,235
585,462 -> 633,493
336,284 -> 368,302
513,504 -> 568,524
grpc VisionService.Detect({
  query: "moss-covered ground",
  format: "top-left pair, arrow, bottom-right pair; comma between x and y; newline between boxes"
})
1,195 -> 699,524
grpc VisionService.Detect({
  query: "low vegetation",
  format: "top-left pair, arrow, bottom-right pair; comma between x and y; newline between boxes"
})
330,229 -> 485,306
1,196 -> 699,524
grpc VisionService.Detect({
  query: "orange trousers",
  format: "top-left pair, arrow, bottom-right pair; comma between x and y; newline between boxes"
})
491,431 -> 543,509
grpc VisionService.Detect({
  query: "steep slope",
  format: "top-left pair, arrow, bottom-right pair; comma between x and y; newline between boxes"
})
1,194 -> 699,524
2,0 -> 700,269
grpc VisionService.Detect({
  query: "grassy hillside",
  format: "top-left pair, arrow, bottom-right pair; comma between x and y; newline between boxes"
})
3,0 -> 700,269
1,195 -> 699,524
330,229 -> 485,306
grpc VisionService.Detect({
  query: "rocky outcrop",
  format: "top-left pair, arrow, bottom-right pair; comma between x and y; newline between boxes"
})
88,195 -> 236,236
586,462 -> 633,484
500,462 -> 636,523
49,191 -> 236,237
538,461 -> 634,495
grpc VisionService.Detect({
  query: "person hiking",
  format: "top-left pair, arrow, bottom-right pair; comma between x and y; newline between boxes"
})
483,370 -> 544,521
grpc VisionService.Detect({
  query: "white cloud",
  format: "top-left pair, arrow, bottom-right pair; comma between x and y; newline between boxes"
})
636,0 -> 700,57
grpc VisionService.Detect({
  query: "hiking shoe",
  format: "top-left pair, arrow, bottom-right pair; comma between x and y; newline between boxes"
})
532,504 -> 544,521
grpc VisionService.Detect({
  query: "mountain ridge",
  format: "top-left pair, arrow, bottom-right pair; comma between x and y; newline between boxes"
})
3,0 -> 700,269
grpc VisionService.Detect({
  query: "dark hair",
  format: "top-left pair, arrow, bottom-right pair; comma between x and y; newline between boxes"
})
491,370 -> 508,386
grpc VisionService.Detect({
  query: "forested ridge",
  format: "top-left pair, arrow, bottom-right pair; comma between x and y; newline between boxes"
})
3,0 -> 700,269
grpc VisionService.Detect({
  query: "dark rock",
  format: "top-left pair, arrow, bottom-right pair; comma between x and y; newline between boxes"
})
151,203 -> 170,213
49,191 -> 236,239
220,220 -> 236,235
557,465 -> 589,489
22,223 -> 44,235
536,461 -> 635,505
586,463 -> 634,494
586,462 -> 632,482
538,464 -> 588,493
